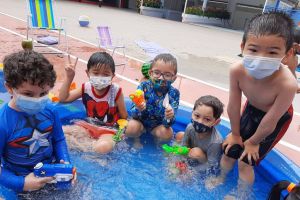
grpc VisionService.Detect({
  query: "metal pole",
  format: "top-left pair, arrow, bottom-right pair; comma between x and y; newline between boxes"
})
202,0 -> 208,11
140,0 -> 144,14
183,0 -> 188,14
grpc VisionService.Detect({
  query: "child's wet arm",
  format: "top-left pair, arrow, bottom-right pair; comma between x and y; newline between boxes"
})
58,76 -> 73,102
248,85 -> 296,145
59,87 -> 81,103
53,111 -> 70,163
228,67 -> 242,136
116,92 -> 128,119
181,125 -> 192,146
0,132 -> 25,192
0,168 -> 25,192
181,131 -> 190,146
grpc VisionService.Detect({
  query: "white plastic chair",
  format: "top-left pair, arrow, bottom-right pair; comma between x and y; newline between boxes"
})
96,26 -> 126,66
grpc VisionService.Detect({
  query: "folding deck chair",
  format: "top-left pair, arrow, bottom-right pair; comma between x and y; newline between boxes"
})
96,26 -> 126,66
26,0 -> 68,54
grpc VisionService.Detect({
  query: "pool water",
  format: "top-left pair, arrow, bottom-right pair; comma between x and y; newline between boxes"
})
0,109 -> 273,200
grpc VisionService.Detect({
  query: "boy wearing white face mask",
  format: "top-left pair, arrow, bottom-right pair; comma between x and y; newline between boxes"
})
210,11 -> 298,188
59,52 -> 128,154
0,50 -> 71,192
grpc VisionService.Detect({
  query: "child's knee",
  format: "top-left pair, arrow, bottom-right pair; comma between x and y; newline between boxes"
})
153,126 -> 173,141
189,147 -> 207,163
175,131 -> 184,143
93,137 -> 115,154
220,154 -> 236,169
125,119 -> 144,137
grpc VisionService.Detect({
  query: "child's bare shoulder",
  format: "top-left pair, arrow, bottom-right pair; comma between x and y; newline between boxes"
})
276,65 -> 298,89
229,61 -> 246,77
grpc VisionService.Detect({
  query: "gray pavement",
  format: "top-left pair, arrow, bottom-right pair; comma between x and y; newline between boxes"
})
0,0 -> 299,111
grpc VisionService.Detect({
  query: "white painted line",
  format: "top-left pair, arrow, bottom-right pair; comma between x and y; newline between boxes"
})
279,140 -> 300,152
0,19 -> 300,153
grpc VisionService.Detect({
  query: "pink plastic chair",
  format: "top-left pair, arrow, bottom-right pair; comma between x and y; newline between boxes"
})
96,26 -> 126,66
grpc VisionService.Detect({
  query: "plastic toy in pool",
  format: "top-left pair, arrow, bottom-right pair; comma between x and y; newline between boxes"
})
48,82 -> 77,102
112,119 -> 128,142
129,89 -> 146,108
78,15 -> 90,27
34,162 -> 76,189
74,120 -> 117,139
175,161 -> 188,174
162,144 -> 190,155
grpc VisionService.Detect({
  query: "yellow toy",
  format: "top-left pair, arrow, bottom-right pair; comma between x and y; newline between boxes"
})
129,89 -> 145,107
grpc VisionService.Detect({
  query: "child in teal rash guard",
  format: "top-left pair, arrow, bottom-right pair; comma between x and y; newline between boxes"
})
125,53 -> 180,147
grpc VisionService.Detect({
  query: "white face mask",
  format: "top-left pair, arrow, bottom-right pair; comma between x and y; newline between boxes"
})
89,76 -> 112,90
242,55 -> 282,79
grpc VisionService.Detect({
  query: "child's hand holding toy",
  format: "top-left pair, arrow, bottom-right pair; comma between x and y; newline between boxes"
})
165,107 -> 174,121
23,172 -> 54,192
32,162 -> 77,190
129,89 -> 146,111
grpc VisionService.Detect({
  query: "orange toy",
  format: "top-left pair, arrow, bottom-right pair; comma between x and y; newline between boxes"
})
49,82 -> 77,102
129,89 -> 145,107
74,120 -> 117,139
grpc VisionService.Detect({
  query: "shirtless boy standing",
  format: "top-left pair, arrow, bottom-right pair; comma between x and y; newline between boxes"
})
215,11 -> 297,186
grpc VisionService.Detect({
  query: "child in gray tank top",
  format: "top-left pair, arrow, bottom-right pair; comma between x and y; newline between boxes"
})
177,95 -> 224,170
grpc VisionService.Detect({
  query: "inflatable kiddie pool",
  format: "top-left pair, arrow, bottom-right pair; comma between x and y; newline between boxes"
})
0,71 -> 299,199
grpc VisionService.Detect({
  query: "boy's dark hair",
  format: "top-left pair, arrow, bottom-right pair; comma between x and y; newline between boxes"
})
242,11 -> 294,52
87,52 -> 115,73
151,53 -> 177,74
193,95 -> 224,119
3,50 -> 56,88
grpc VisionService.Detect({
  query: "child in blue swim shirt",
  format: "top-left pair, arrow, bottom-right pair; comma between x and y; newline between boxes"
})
125,53 -> 180,147
0,50 -> 70,192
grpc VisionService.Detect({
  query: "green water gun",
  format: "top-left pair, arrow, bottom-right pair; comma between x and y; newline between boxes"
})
162,144 -> 190,156
113,119 -> 128,142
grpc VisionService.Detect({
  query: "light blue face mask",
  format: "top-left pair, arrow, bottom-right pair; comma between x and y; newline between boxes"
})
13,90 -> 49,115
243,55 -> 282,79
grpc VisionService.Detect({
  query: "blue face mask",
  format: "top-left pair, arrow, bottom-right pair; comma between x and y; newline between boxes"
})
191,119 -> 213,133
14,91 -> 49,115
152,79 -> 172,94
242,55 -> 282,79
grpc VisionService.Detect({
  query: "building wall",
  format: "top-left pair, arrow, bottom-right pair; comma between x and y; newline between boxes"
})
238,0 -> 265,7
128,0 -> 137,10
232,4 -> 263,30
127,0 -> 267,30
164,0 -> 185,11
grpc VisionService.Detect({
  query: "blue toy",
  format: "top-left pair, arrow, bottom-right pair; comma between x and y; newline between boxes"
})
34,162 -> 76,189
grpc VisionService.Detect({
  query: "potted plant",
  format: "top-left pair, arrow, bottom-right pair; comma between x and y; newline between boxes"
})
138,0 -> 164,18
182,6 -> 230,26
